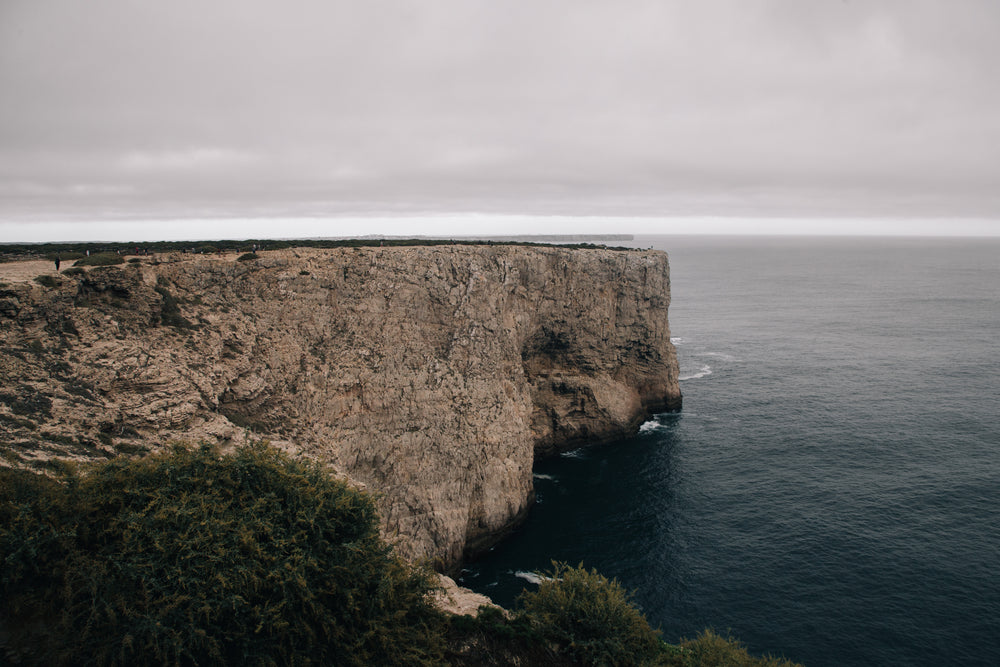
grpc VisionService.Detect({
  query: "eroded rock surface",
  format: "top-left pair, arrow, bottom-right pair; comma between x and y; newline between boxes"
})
0,245 -> 680,570
432,574 -> 500,616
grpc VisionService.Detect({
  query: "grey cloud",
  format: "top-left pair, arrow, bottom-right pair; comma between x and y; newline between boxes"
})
1,0 -> 999,227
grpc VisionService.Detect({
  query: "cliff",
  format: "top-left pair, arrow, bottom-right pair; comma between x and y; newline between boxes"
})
0,245 -> 680,570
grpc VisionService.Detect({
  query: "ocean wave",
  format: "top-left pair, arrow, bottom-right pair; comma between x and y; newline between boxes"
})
680,364 -> 712,381
671,337 -> 684,344
533,473 -> 556,481
697,351 -> 740,362
639,420 -> 666,434
514,571 -> 548,585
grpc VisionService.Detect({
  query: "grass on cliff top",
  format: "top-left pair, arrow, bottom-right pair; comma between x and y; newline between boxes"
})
72,252 -> 125,267
33,274 -> 61,288
1,238 -> 638,261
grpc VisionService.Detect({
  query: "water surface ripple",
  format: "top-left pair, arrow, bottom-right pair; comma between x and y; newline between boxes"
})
461,236 -> 1000,667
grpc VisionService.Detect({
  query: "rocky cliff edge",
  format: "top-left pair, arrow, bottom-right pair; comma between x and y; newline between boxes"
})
0,245 -> 680,570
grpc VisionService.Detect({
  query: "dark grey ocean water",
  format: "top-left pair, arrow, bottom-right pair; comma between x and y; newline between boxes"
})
461,235 -> 1000,667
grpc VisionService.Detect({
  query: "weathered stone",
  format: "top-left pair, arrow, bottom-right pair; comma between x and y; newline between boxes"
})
432,574 -> 500,616
0,246 -> 680,570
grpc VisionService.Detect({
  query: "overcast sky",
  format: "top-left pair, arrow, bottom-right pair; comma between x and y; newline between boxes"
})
2,0 -> 999,240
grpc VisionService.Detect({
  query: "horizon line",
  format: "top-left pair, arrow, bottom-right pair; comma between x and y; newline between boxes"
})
2,213 -> 999,244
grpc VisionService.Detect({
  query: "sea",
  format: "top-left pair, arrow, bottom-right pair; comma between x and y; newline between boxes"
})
460,234 -> 1000,667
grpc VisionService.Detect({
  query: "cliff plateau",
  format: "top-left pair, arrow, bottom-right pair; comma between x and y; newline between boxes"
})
0,245 -> 680,570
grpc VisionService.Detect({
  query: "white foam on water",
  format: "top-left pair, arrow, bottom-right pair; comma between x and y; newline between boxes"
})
639,420 -> 664,434
680,364 -> 712,381
533,473 -> 556,480
559,449 -> 586,459
671,337 -> 684,344
514,571 -> 546,585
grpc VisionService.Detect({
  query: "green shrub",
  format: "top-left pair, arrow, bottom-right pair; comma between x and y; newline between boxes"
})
33,274 -> 61,288
516,562 -> 663,666
0,442 -> 446,666
665,630 -> 803,667
73,253 -> 124,267
61,267 -> 86,276
444,604 -> 560,665
45,252 -> 85,262
237,252 -> 259,262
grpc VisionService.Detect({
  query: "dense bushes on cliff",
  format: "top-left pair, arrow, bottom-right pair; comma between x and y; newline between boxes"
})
446,564 -> 803,667
444,562 -> 664,665
518,562 -> 663,665
666,631 -> 803,667
0,443 -> 446,666
1,444 -> 800,666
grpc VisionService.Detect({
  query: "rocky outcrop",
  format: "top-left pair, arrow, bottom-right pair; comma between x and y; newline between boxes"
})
432,574 -> 500,616
0,246 -> 680,570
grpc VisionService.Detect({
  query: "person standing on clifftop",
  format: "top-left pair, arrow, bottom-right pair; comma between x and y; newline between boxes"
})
54,256 -> 60,271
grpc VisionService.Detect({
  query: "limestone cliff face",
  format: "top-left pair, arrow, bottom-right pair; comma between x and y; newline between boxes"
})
0,246 -> 680,569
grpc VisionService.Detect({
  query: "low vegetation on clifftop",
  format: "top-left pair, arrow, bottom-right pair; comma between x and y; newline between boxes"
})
1,443 -> 801,666
0,238 -> 638,264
